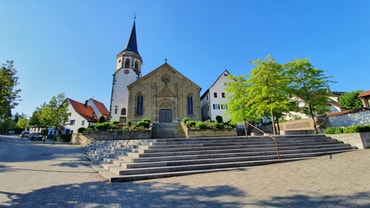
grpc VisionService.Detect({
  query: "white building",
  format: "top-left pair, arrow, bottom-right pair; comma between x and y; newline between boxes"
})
64,98 -> 109,133
201,70 -> 234,122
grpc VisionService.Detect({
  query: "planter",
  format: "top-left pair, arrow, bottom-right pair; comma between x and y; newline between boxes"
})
71,129 -> 152,146
181,122 -> 237,138
326,132 -> 370,149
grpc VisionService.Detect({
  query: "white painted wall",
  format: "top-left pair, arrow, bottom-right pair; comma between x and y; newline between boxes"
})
201,70 -> 234,121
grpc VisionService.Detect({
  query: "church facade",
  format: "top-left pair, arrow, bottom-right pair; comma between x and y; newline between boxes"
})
110,20 -> 201,123
127,63 -> 201,123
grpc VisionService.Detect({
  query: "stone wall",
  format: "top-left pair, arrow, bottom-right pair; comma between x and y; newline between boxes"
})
328,110 -> 370,127
327,132 -> 370,149
71,130 -> 151,146
279,119 -> 314,131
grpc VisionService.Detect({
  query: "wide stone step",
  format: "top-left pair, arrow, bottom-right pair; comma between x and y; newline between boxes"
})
130,145 -> 353,163
134,143 -> 351,157
144,140 -> 344,152
116,149 -> 350,175
109,154 -> 328,176
87,134 -> 357,182
153,135 -> 330,144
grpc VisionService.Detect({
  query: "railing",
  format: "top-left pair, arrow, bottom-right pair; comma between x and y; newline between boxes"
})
245,122 -> 281,160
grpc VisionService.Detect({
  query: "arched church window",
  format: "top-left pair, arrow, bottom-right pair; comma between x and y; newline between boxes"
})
124,58 -> 130,68
136,95 -> 144,115
187,96 -> 193,115
134,60 -> 139,70
121,108 -> 126,115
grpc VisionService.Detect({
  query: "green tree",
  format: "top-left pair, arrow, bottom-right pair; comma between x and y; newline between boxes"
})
0,60 -> 21,119
16,117 -> 28,130
98,115 -> 106,123
284,58 -> 333,134
245,55 -> 291,135
29,108 -> 43,129
338,90 -> 363,110
38,93 -> 70,143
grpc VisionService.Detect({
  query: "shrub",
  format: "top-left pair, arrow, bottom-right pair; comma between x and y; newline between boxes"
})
78,127 -> 86,133
216,123 -> 225,129
98,116 -> 106,123
94,122 -> 110,130
325,125 -> 370,134
324,127 -> 342,134
136,120 -> 150,129
182,118 -> 189,124
357,125 -> 370,132
196,121 -> 207,129
185,120 -> 196,128
111,120 -> 120,125
343,126 -> 357,133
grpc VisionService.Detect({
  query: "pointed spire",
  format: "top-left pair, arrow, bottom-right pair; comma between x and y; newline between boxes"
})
124,19 -> 139,54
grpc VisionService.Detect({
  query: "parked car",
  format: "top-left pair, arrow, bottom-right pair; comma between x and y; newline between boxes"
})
20,131 -> 30,138
28,133 -> 43,141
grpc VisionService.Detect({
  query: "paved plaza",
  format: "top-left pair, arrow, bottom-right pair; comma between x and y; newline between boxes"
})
0,135 -> 370,207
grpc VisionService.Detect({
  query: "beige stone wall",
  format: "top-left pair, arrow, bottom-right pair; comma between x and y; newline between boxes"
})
328,132 -> 370,149
128,64 -> 201,122
279,118 -> 315,131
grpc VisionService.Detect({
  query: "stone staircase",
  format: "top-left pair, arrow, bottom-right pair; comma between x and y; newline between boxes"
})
151,122 -> 185,138
86,135 -> 356,182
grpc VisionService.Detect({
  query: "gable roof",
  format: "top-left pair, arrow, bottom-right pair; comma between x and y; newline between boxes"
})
90,98 -> 110,117
128,62 -> 201,90
359,90 -> 370,97
67,98 -> 98,122
201,69 -> 232,99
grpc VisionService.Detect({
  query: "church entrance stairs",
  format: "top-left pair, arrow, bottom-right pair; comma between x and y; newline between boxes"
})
86,135 -> 356,182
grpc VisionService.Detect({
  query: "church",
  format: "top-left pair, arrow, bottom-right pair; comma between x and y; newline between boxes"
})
109,20 -> 201,123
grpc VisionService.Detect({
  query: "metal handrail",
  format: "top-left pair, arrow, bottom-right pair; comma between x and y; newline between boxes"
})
245,122 -> 280,160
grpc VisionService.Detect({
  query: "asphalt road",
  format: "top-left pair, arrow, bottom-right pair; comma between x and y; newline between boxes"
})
0,135 -> 81,162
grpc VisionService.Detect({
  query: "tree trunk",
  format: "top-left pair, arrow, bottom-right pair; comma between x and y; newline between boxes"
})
244,119 -> 249,137
270,109 -> 276,135
308,104 -> 318,134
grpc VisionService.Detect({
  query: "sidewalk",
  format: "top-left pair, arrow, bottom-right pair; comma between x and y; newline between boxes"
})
1,136 -> 370,207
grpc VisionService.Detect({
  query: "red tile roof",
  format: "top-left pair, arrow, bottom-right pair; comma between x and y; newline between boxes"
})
359,90 -> 370,97
68,98 -> 98,122
90,98 -> 110,117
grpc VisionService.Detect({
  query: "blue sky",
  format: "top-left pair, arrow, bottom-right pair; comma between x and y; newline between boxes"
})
1,0 -> 369,117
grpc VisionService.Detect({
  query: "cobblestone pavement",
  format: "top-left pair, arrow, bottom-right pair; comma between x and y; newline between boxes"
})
1,135 -> 370,207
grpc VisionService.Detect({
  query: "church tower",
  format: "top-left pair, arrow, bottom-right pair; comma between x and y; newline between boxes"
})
110,19 -> 143,122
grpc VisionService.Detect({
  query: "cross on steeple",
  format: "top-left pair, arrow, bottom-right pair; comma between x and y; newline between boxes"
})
164,58 -> 168,63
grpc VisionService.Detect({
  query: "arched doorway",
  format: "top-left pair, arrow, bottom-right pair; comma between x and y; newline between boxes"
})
159,109 -> 172,123
158,101 -> 173,123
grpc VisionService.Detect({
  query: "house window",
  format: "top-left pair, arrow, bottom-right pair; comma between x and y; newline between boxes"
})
214,92 -> 217,98
114,107 -> 118,114
81,120 -> 85,126
124,58 -> 130,68
70,120 -> 75,125
136,95 -> 144,115
222,92 -> 225,98
121,108 -> 126,115
187,96 -> 193,115
213,104 -> 220,110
